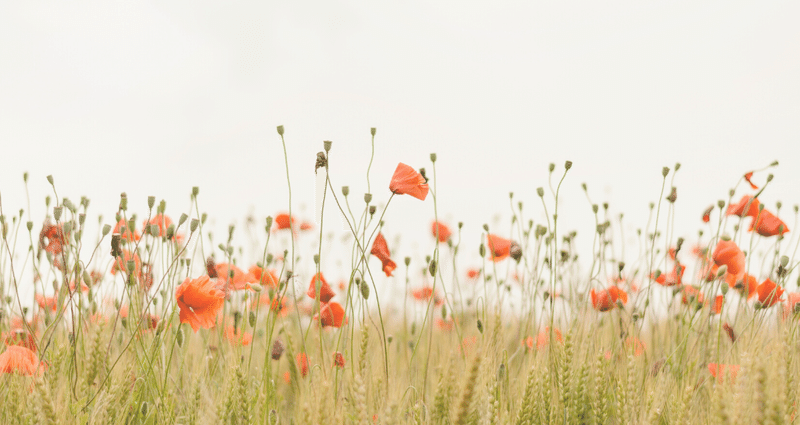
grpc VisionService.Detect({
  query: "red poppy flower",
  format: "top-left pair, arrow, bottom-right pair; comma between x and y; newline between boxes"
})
712,240 -> 745,278
299,221 -> 314,231
112,219 -> 141,242
39,222 -> 69,257
315,302 -> 347,328
590,286 -> 628,312
333,352 -> 345,368
727,196 -> 760,218
431,222 -> 452,243
370,233 -> 397,277
749,209 -> 789,237
466,268 -> 480,279
757,278 -> 785,308
702,205 -> 713,223
296,353 -> 309,377
411,287 -> 443,306
486,234 -> 511,262
175,276 -> 225,332
708,363 -> 739,383
460,336 -> 479,355
111,249 -> 142,277
784,293 -> 800,318
744,172 -> 758,190
389,163 -> 429,200
307,273 -> 335,303
625,337 -> 646,357
0,345 -> 45,376
710,295 -> 724,314
435,318 -> 454,331
681,286 -> 704,305
530,327 -> 563,350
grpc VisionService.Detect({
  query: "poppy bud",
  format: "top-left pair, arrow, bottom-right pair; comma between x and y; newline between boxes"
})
157,200 -> 166,214
653,270 -> 662,280
276,125 -> 284,136
45,175 -> 54,185
548,163 -> 555,172
271,339 -> 284,360
661,167 -> 669,177
364,193 -> 372,204
781,256 -> 789,267
716,265 -> 727,278
564,160 -> 572,170
166,224 -> 175,240
323,140 -> 332,152
404,257 -> 411,266
249,311 -> 256,327
342,186 -> 349,196
370,127 -> 376,136
313,254 -> 319,265
429,260 -> 437,277
53,206 -> 63,221
369,206 -> 376,216
479,243 -> 485,257
767,174 -> 774,182
360,281 -> 370,300
411,322 -> 416,335
477,319 -> 483,334
387,335 -> 393,344
537,187 -> 544,197
592,204 -> 598,213
119,193 -> 128,211
190,219 -> 199,232
497,363 -> 506,380
147,196 -> 155,209
441,305 -> 447,319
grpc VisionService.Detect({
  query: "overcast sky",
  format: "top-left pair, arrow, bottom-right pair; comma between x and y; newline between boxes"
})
1,2 -> 799,282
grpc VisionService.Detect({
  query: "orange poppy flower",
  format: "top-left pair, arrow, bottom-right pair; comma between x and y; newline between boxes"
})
274,213 -> 295,231
215,263 -> 254,291
296,353 -> 309,377
431,222 -> 452,243
708,363 -> 739,383
486,234 -> 511,262
411,287 -> 443,306
435,318 -> 454,331
142,214 -> 174,238
756,278 -> 785,308
744,172 -> 758,190
111,249 -> 142,277
39,222 -> 69,256
749,209 -> 789,237
112,219 -> 141,242
2,330 -> 37,352
35,295 -> 57,313
653,263 -> 685,286
727,196 -> 760,218
460,336 -> 479,355
784,293 -> 800,318
728,273 -> 758,300
300,221 -> 314,231
224,326 -> 252,346
175,276 -> 225,332
370,233 -> 397,277
625,337 -> 646,357
248,265 -> 279,288
307,273 -> 336,303
681,286 -> 704,305
466,268 -> 480,279
590,286 -> 628,312
333,352 -> 345,368
389,163 -> 429,200
525,327 -> 563,350
710,295 -> 724,315
0,345 -> 44,376
315,302 -> 348,328
712,240 -> 745,278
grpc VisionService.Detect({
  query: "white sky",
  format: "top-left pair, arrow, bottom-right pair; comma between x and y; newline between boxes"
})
1,2 -> 799,285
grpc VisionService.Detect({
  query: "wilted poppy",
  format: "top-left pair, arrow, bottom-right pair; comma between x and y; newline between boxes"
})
175,276 -> 225,332
431,222 -> 452,243
727,196 -> 760,218
370,233 -> 397,277
757,278 -> 784,308
486,234 -> 511,262
307,273 -> 336,303
743,172 -> 758,190
389,163 -> 429,200
0,345 -> 44,376
315,302 -> 347,328
749,209 -> 789,237
333,352 -> 345,368
590,286 -> 628,312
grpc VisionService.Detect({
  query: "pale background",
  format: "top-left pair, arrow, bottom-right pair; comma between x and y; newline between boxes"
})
1,2 -> 798,297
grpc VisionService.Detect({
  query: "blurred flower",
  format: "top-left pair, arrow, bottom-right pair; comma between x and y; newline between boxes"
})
431,221 -> 451,243
371,233 -> 397,277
